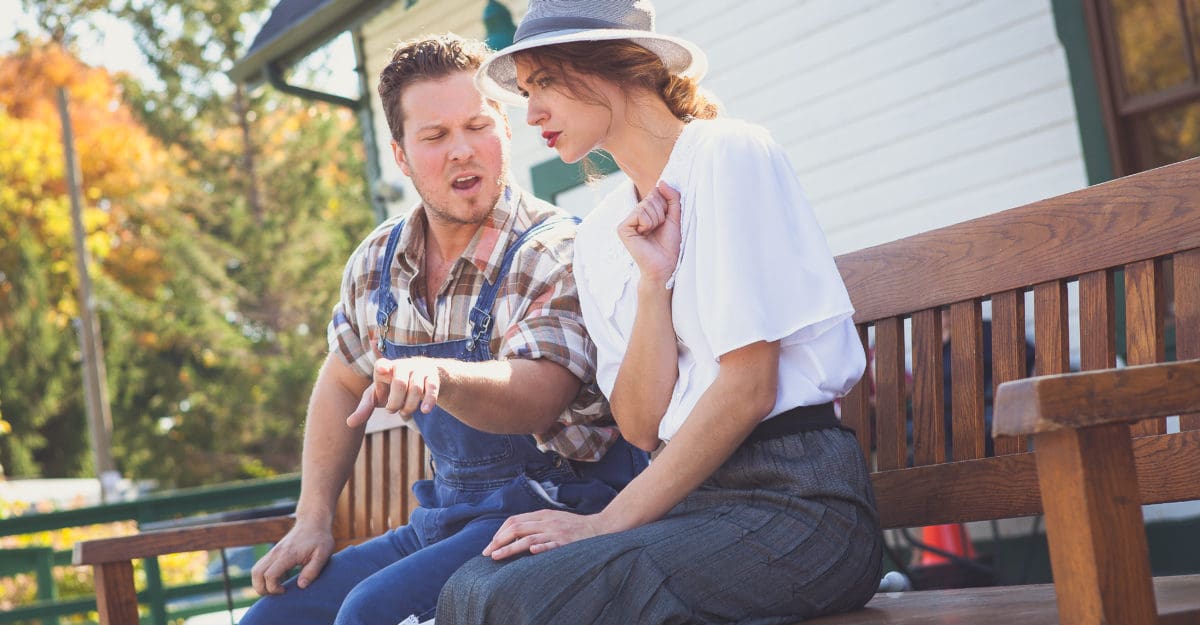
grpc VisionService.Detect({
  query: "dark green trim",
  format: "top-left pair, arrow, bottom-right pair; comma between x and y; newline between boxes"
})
530,153 -> 620,203
1050,0 -> 1116,185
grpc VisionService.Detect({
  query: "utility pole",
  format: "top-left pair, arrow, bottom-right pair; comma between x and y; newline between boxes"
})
57,88 -> 120,502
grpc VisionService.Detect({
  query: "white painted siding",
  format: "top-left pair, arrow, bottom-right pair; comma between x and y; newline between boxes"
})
356,0 -> 1089,253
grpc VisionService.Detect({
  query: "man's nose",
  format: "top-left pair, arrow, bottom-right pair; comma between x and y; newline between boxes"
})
447,132 -> 474,161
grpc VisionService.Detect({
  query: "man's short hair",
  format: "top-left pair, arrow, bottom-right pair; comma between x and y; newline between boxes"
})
378,33 -> 494,142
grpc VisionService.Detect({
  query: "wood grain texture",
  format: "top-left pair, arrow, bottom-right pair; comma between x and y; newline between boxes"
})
353,436 -> 370,539
912,309 -> 945,466
837,156 -> 1200,323
874,317 -> 908,470
369,430 -> 388,536
1078,270 -> 1116,371
804,574 -> 1200,625
94,561 -> 139,625
333,471 -> 351,547
950,301 -> 985,461
388,427 -> 407,529
1033,281 -> 1069,378
1034,424 -> 1156,625
994,360 -> 1200,435
406,429 -> 425,524
990,290 -> 1028,455
1126,259 -> 1167,435
1176,250 -> 1200,430
74,516 -> 295,564
873,429 -> 1200,528
841,325 -> 873,465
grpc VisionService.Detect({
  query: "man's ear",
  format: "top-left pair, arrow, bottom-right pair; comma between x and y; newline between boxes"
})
392,139 -> 412,177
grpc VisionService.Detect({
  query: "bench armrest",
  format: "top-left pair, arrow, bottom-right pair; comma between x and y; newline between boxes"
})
993,358 -> 1200,437
73,515 -> 295,565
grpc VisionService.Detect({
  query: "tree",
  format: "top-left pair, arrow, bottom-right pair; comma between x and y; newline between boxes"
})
1,0 -> 373,486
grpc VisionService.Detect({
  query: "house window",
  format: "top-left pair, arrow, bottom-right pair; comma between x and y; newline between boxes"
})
1088,0 -> 1200,175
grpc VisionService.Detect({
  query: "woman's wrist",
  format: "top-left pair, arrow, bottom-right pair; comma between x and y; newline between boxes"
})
637,271 -> 675,294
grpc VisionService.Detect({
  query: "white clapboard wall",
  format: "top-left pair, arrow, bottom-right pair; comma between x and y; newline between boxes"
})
359,0 -> 1088,254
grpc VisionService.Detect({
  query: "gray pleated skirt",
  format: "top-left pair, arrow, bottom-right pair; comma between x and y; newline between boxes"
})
436,426 -> 883,625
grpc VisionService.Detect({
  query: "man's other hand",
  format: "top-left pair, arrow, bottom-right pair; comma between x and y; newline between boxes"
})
250,522 -> 335,595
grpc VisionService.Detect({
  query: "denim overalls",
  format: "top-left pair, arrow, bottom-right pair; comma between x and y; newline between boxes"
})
241,210 -> 648,625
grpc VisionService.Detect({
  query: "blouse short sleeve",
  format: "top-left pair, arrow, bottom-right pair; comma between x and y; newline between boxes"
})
689,122 -> 855,358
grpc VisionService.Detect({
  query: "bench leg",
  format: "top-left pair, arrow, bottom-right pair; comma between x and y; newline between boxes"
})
1035,423 -> 1156,625
93,561 -> 140,625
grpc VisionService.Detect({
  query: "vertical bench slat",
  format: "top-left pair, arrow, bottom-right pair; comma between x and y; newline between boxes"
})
1177,250 -> 1200,431
406,429 -> 425,523
1125,259 -> 1167,436
875,317 -> 908,470
840,324 -> 873,465
389,427 -> 407,528
334,471 -> 352,546
370,430 -> 388,536
1079,270 -> 1117,372
912,308 -> 945,466
1034,281 -> 1070,377
950,300 -> 985,461
353,437 -> 371,539
991,289 -> 1028,455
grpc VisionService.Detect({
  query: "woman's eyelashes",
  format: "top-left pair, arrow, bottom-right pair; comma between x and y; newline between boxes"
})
518,74 -> 554,98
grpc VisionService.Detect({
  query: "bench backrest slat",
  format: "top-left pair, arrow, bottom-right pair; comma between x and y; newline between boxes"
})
840,326 -> 873,464
1125,258 -> 1168,436
1033,281 -> 1070,379
912,308 -> 946,467
949,300 -> 986,461
990,289 -> 1028,456
1079,269 -> 1117,372
874,317 -> 908,471
1178,249 -> 1200,430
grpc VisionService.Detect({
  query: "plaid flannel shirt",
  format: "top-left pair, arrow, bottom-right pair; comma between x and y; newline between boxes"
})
328,184 -> 617,461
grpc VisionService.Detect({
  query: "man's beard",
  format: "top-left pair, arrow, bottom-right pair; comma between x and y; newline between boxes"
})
417,170 -> 506,227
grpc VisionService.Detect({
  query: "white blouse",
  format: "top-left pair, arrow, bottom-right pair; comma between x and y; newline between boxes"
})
574,118 -> 866,442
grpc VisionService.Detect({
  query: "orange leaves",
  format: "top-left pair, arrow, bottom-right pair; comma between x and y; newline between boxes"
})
1,39 -> 177,298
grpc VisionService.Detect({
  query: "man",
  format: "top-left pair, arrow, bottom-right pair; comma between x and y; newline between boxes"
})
241,33 -> 646,625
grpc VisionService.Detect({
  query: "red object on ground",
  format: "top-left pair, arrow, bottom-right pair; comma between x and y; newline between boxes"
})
919,523 -> 977,565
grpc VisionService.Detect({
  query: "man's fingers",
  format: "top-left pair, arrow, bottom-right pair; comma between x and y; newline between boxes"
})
262,558 -> 293,595
420,370 -> 439,413
399,371 -> 425,416
385,370 -> 411,413
345,385 -> 376,428
296,549 -> 328,590
250,556 -> 270,595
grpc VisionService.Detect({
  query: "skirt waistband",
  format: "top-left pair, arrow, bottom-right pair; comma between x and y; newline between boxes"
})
743,402 -> 844,446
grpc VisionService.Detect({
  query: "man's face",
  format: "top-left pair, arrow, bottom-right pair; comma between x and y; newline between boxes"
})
392,70 -> 511,227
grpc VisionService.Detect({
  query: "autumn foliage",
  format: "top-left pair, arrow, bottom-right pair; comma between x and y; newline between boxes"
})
0,35 -> 372,485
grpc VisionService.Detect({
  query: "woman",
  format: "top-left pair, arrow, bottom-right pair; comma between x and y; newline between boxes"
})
438,2 -> 882,623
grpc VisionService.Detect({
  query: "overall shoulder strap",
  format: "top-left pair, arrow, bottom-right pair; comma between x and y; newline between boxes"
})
467,214 -> 581,340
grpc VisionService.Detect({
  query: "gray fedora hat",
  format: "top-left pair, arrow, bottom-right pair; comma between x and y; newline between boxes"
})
476,0 -> 708,106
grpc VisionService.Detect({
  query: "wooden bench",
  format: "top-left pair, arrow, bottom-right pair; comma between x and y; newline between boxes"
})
76,158 -> 1200,624
73,412 -> 426,624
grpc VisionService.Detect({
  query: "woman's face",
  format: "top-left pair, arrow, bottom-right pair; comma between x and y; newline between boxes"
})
515,56 -> 622,164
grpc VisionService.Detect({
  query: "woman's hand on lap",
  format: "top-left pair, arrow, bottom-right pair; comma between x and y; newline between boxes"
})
483,509 -> 608,560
